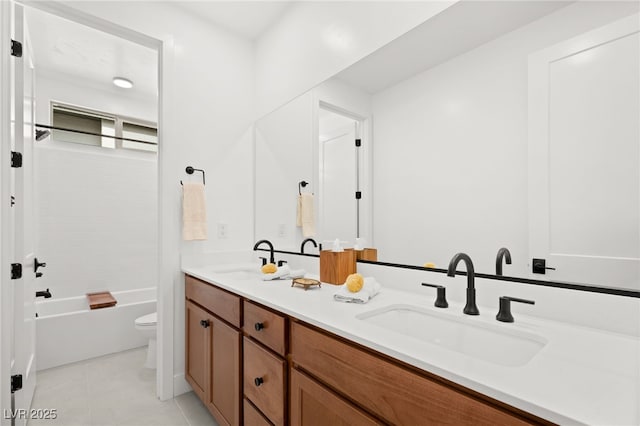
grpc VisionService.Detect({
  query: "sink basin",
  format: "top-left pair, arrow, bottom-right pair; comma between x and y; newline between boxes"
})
357,304 -> 547,367
215,270 -> 259,280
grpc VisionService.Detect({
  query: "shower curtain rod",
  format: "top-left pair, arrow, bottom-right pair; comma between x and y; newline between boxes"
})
35,123 -> 158,145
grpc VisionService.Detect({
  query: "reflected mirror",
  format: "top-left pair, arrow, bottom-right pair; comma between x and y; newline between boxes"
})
254,0 -> 640,291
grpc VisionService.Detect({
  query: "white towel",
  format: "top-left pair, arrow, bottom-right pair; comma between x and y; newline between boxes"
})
296,193 -> 315,237
182,183 -> 207,240
334,277 -> 382,304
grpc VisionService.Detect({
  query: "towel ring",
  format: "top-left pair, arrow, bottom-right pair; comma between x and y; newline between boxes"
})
298,180 -> 308,195
181,166 -> 205,185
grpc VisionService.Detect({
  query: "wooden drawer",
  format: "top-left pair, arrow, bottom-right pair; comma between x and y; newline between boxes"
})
243,300 -> 286,356
185,275 -> 241,328
290,368 -> 381,426
244,399 -> 272,426
244,337 -> 286,426
290,322 -> 542,426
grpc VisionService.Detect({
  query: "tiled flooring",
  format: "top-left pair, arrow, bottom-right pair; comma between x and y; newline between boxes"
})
28,348 -> 218,426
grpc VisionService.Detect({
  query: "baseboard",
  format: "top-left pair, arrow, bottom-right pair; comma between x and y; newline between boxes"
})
173,373 -> 192,397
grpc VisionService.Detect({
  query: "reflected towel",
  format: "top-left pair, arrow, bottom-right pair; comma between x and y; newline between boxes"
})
334,277 -> 382,304
296,193 -> 315,237
182,183 -> 207,240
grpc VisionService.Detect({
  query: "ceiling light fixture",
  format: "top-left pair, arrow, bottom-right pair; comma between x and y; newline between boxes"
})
112,77 -> 133,89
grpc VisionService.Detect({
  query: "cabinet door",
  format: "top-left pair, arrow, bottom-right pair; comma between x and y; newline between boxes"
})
208,316 -> 241,426
290,369 -> 380,426
185,301 -> 211,401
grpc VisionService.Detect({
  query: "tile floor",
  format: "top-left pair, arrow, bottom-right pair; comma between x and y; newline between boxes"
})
28,348 -> 218,426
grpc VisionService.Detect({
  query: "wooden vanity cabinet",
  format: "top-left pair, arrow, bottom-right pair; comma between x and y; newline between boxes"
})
185,274 -> 552,426
185,276 -> 241,426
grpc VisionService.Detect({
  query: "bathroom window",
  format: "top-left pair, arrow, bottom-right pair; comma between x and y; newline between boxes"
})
51,103 -> 157,153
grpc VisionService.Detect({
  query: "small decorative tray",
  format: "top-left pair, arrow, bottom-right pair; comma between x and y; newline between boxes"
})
291,278 -> 321,291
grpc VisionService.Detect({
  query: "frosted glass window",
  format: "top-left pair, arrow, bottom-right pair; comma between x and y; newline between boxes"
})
122,122 -> 158,152
49,103 -> 156,153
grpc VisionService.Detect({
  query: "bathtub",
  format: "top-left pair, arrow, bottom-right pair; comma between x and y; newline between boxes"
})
35,287 -> 156,371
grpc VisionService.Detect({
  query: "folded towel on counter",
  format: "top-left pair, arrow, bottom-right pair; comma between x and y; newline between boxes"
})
334,277 -> 382,304
262,265 -> 307,281
182,183 -> 207,240
296,193 -> 315,237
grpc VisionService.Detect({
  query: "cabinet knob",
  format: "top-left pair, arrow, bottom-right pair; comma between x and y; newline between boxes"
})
254,322 -> 264,331
254,377 -> 264,387
200,319 -> 210,328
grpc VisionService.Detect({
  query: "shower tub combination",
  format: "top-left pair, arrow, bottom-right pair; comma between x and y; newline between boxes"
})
35,287 -> 156,371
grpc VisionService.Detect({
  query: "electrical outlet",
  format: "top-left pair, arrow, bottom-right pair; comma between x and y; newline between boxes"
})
278,224 -> 286,238
217,223 -> 228,239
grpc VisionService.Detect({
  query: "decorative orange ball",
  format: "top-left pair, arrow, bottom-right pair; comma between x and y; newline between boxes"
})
261,263 -> 277,274
345,273 -> 364,293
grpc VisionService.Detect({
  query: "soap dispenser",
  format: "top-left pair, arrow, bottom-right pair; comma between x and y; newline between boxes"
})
320,239 -> 356,285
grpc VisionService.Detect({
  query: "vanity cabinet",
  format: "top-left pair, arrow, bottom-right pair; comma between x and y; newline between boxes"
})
185,276 -> 241,426
185,274 -> 552,426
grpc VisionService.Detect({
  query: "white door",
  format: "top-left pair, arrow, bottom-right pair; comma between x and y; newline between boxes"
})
2,2 -> 37,423
528,14 -> 639,289
320,122 -> 358,242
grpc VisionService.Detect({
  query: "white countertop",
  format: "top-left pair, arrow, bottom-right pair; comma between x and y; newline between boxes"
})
182,263 -> 640,426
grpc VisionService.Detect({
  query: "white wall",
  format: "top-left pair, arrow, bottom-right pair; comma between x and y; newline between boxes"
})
254,1 -> 457,118
34,70 -> 157,300
372,1 -> 640,276
255,91 -> 314,251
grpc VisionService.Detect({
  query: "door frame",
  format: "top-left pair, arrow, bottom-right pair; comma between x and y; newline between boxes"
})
0,0 -> 176,406
315,100 -> 373,247
1,0 -> 15,419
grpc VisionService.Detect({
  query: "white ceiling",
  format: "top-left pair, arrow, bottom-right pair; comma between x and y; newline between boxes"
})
24,1 -> 293,101
335,1 -> 572,94
173,1 -> 293,40
25,7 -> 158,99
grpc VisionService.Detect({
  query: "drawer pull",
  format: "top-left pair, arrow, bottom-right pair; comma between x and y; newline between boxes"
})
200,319 -> 210,328
254,377 -> 264,387
254,322 -> 265,331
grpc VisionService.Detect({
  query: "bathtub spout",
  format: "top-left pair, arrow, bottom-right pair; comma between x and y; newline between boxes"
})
36,288 -> 52,298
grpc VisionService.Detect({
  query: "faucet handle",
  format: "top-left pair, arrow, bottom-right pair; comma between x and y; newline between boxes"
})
259,257 -> 268,266
421,283 -> 448,308
496,296 -> 535,323
277,260 -> 288,267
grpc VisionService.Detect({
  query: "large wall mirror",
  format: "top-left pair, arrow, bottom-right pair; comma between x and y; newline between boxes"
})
254,0 -> 640,291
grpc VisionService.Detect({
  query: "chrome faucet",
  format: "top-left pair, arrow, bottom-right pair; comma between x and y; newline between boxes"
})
495,247 -> 512,276
253,239 -> 275,264
447,253 -> 479,315
300,238 -> 318,254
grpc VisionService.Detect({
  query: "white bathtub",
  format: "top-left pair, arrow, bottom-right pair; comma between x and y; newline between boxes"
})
35,287 -> 156,371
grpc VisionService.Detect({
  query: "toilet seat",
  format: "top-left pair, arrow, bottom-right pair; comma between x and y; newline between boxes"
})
135,312 -> 157,327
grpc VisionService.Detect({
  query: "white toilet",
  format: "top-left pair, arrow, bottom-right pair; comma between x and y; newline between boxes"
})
135,312 -> 157,369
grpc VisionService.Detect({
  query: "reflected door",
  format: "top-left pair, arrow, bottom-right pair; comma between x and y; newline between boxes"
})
528,14 -> 640,289
319,111 -> 358,243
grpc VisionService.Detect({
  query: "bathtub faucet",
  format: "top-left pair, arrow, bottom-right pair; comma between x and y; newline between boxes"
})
36,288 -> 52,299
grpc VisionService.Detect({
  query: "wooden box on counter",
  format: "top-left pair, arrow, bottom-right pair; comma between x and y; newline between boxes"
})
354,248 -> 378,262
320,249 -> 356,285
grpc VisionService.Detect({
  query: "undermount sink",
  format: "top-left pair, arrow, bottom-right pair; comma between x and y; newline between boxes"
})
214,270 -> 259,280
203,264 -> 260,280
357,304 -> 547,367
